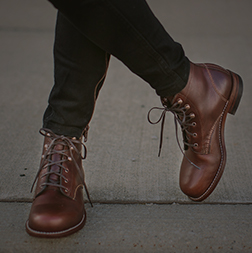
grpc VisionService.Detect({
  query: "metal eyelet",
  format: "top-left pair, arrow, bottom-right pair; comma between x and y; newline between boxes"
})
72,137 -> 77,140
190,113 -> 195,118
64,189 -> 69,193
46,133 -> 50,137
68,157 -> 72,161
193,133 -> 197,137
65,168 -> 69,173
185,104 -> 190,110
177,98 -> 183,104
194,143 -> 198,147
70,147 -> 74,150
41,155 -> 45,159
192,122 -> 197,127
64,179 -> 68,183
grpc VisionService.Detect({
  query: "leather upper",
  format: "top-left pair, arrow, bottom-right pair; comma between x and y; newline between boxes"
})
26,129 -> 87,236
163,62 -> 242,200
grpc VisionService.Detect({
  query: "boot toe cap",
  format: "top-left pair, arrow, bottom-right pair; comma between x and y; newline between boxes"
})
26,203 -> 86,237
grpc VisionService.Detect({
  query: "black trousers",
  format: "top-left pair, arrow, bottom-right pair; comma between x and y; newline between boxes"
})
43,0 -> 190,137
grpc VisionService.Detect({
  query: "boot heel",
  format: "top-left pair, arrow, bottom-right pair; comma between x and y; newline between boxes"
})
228,73 -> 243,115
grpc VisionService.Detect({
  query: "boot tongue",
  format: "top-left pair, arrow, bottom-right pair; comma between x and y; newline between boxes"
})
48,143 -> 64,185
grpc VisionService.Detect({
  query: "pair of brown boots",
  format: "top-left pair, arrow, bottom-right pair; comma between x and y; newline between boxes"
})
26,62 -> 243,238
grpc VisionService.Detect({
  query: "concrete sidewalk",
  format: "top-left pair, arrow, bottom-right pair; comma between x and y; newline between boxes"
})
0,0 -> 252,252
1,203 -> 252,253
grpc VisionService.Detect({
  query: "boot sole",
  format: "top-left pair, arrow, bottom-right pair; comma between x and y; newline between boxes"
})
189,71 -> 243,202
25,210 -> 86,238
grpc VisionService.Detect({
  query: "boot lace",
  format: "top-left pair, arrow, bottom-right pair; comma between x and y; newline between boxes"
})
147,99 -> 201,170
31,128 -> 93,206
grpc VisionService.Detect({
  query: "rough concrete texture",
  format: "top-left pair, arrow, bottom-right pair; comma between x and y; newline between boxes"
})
1,203 -> 252,253
0,0 -> 252,252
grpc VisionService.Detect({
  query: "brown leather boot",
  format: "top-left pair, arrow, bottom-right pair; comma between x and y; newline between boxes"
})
149,62 -> 243,201
26,128 -> 92,238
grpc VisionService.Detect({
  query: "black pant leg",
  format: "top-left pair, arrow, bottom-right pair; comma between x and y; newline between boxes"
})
43,12 -> 110,137
47,0 -> 190,97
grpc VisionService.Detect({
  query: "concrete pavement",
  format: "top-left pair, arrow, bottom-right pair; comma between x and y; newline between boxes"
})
0,0 -> 252,252
1,203 -> 252,253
